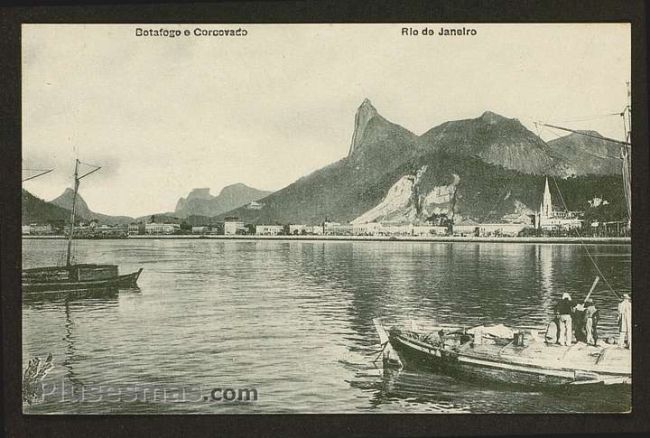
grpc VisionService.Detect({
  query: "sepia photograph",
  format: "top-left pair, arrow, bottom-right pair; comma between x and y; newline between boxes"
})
20,22 -> 633,415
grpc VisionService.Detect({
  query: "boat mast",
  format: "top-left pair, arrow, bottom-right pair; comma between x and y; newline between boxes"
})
622,81 -> 632,225
66,160 -> 80,266
65,159 -> 101,266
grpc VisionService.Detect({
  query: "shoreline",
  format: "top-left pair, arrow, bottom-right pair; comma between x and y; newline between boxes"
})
22,235 -> 631,244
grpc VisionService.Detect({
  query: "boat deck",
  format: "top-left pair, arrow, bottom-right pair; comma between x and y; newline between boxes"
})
467,340 -> 631,375
387,320 -> 632,383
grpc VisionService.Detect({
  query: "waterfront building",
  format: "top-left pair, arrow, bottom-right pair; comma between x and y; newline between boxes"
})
128,222 -> 146,235
255,225 -> 284,235
475,223 -> 529,237
289,224 -> 307,235
412,225 -> 448,236
224,219 -> 246,235
22,225 -> 31,235
352,222 -> 382,236
192,226 -> 210,234
309,225 -> 324,235
378,224 -> 413,236
324,222 -> 353,236
145,222 -> 181,235
349,222 -> 447,237
453,219 -> 480,236
29,223 -> 54,235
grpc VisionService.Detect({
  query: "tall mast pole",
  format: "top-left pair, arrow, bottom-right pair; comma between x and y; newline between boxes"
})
627,81 -> 632,143
66,159 -> 80,267
622,82 -> 632,225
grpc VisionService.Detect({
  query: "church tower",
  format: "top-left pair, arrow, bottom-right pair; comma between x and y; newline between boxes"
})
539,177 -> 553,225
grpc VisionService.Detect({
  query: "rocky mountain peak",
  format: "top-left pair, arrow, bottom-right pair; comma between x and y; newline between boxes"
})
479,111 -> 509,124
348,98 -> 380,156
51,187 -> 90,212
47,187 -> 134,224
219,183 -> 250,195
174,183 -> 272,217
186,188 -> 213,200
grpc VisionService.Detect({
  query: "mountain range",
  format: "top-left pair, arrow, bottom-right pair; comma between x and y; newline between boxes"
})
22,99 -> 626,226
174,184 -> 271,218
218,99 -> 625,225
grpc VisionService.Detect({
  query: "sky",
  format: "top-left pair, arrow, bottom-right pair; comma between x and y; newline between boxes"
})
22,23 -> 631,217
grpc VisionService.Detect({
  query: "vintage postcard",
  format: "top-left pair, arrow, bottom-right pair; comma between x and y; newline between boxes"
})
21,23 -> 632,415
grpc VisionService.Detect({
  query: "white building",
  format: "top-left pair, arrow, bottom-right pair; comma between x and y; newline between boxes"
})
22,225 -> 31,235
224,220 -> 246,235
192,226 -> 210,234
289,224 -> 307,235
352,222 -> 382,236
476,223 -> 529,237
255,225 -> 284,235
29,223 -> 54,235
145,222 -> 181,235
128,223 -> 145,235
309,225 -> 324,235
412,225 -> 447,236
246,201 -> 264,210
324,222 -> 353,235
377,224 -> 412,236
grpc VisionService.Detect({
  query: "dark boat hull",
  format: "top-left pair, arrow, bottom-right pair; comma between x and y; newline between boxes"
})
23,268 -> 143,294
390,332 -> 575,386
379,321 -> 631,389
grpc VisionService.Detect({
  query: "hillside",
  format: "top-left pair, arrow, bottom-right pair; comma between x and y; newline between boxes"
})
546,131 -> 623,176
22,190 -> 75,225
419,111 -> 561,175
220,151 -> 625,225
50,188 -> 134,225
218,100 -> 626,225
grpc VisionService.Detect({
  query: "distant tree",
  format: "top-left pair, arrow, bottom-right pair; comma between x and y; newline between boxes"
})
180,221 -> 191,232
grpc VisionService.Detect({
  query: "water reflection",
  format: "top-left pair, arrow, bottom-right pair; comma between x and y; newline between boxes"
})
22,239 -> 630,414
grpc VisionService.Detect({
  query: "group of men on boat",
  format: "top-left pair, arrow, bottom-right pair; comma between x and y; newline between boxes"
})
552,292 -> 632,349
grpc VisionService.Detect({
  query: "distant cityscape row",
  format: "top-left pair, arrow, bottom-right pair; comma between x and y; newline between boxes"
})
22,216 -> 629,239
22,177 -> 630,238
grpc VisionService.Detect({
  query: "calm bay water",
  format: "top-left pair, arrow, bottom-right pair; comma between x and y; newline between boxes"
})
22,239 -> 631,414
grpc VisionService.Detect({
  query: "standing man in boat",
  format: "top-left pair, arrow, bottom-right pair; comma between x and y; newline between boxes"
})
584,299 -> 599,346
555,293 -> 575,346
617,293 -> 632,349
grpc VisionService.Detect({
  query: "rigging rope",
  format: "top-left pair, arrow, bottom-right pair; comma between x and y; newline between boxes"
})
544,128 -> 622,161
551,112 -> 621,123
548,176 -> 620,299
535,123 -> 622,299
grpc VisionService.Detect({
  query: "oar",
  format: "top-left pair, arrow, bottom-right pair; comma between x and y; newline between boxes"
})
582,276 -> 600,306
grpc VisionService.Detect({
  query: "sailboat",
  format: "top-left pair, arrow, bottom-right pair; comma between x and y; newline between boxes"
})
22,159 -> 143,294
